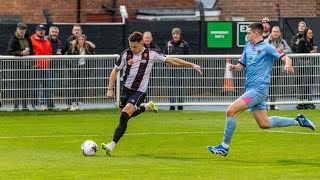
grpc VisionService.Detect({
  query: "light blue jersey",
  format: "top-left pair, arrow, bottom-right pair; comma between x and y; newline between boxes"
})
239,41 -> 285,93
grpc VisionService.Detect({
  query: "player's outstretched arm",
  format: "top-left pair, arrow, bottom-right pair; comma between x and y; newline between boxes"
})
165,57 -> 202,74
229,63 -> 244,71
106,66 -> 119,98
281,56 -> 294,74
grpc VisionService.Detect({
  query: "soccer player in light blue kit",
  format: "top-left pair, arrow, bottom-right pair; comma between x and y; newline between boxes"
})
208,22 -> 316,157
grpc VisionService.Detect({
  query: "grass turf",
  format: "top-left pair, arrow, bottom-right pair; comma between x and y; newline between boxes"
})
0,109 -> 319,179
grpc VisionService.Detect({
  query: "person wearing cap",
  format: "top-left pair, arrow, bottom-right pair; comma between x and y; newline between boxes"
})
7,22 -> 35,111
163,27 -> 191,111
31,24 -> 58,111
261,17 -> 271,39
290,21 -> 307,53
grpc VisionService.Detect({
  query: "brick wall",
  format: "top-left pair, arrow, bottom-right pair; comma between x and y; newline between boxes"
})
218,0 -> 317,21
0,0 -> 319,23
0,0 -> 195,23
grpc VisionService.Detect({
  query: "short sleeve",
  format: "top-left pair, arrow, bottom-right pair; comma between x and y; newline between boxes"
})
267,44 -> 285,60
116,50 -> 127,69
239,45 -> 248,66
150,51 -> 167,62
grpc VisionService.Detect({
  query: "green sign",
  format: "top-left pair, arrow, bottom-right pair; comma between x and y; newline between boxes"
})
207,22 -> 232,48
237,22 -> 252,47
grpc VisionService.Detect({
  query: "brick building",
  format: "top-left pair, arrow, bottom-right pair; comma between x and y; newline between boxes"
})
0,0 -> 320,23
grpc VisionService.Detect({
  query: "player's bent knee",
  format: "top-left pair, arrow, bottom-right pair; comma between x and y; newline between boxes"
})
226,107 -> 237,117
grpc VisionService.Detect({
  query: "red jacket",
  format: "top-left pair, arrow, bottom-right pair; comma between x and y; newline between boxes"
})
31,34 -> 52,69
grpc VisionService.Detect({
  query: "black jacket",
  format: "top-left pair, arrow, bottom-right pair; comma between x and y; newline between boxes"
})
163,38 -> 191,55
7,33 -> 33,56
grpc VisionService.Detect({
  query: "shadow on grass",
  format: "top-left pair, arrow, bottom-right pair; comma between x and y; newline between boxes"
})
0,109 -> 119,116
213,159 -> 320,166
135,154 -> 206,161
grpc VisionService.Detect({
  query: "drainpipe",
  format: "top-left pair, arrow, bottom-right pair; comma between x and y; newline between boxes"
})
77,0 -> 81,23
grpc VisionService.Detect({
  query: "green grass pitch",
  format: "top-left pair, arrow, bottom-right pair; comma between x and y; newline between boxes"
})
0,109 -> 319,179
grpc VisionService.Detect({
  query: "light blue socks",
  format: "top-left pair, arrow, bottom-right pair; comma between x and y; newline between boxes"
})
269,116 -> 295,128
222,116 -> 236,145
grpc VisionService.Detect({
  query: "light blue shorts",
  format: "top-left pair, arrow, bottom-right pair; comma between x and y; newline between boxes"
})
241,89 -> 268,112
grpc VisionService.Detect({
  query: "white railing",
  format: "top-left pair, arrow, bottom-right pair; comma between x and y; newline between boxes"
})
0,55 -> 120,111
0,54 -> 319,111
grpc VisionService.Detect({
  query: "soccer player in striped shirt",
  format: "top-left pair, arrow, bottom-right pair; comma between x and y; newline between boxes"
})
101,31 -> 202,155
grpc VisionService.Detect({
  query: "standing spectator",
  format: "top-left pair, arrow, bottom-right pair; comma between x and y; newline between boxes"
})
64,24 -> 95,54
31,24 -> 57,110
143,31 -> 161,102
101,31 -> 202,155
143,31 -> 161,53
163,27 -> 191,111
7,22 -> 35,111
48,26 -> 63,55
261,17 -> 271,39
295,27 -> 317,109
47,26 -> 64,107
67,34 -> 95,110
264,26 -> 292,110
290,21 -> 307,53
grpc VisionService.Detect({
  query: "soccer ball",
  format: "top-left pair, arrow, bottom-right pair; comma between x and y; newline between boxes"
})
81,140 -> 98,156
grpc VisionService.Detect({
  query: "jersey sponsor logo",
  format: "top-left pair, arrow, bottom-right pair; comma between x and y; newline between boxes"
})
277,49 -> 282,54
128,59 -> 134,65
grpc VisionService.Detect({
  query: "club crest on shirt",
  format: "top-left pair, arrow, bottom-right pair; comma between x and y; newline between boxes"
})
127,54 -> 133,59
143,53 -> 148,58
128,59 -> 134,65
257,50 -> 261,54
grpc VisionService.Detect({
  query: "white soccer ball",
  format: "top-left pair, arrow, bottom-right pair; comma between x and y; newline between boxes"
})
81,140 -> 98,156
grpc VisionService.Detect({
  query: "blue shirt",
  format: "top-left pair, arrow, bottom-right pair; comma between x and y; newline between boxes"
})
239,41 -> 285,92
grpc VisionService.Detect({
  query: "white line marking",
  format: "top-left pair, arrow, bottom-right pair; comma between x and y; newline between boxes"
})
0,130 -> 318,139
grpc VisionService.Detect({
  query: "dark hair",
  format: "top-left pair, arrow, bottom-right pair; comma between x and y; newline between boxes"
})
248,22 -> 263,35
128,31 -> 143,42
303,27 -> 313,43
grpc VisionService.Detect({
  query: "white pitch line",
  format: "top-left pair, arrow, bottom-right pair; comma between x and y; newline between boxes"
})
264,130 -> 319,135
0,130 -> 318,139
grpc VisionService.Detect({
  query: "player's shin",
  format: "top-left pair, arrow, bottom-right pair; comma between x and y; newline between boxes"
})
222,116 -> 236,148
113,112 -> 130,143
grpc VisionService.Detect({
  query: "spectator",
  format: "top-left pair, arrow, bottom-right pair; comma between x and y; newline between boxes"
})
47,26 -> 63,55
163,27 -> 191,111
261,17 -> 271,39
7,22 -> 35,111
290,21 -> 307,53
67,34 -> 95,110
64,24 -> 95,54
143,31 -> 161,102
264,26 -> 292,110
31,24 -> 57,110
295,27 -> 317,109
143,31 -> 161,53
47,26 -> 64,106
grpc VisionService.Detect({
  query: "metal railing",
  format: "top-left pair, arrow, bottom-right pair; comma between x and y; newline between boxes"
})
1,54 -> 319,111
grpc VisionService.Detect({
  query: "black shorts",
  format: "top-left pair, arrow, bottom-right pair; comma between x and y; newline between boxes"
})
119,87 -> 146,109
